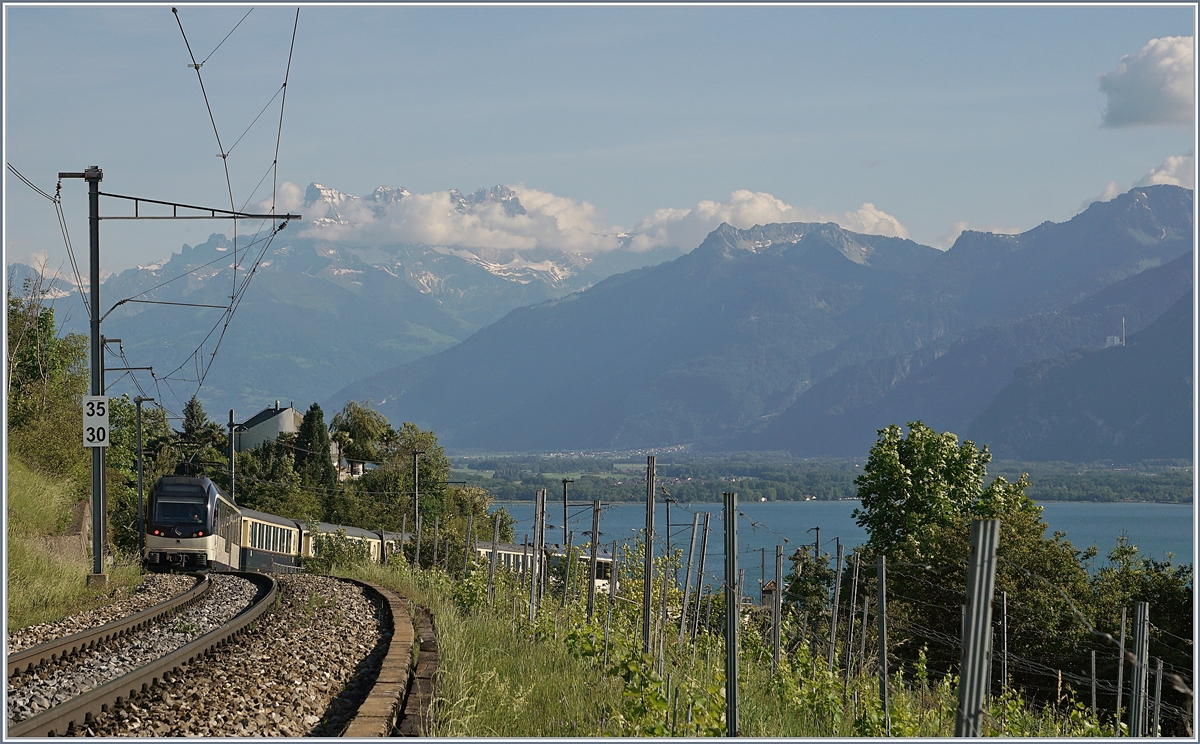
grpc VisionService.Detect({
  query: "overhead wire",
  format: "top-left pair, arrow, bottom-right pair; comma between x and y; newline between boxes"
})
6,163 -> 91,318
155,7 -> 299,409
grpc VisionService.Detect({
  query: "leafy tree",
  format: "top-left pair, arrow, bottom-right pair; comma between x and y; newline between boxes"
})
235,439 -> 319,519
174,395 -> 228,483
106,395 -> 173,555
853,421 -> 994,559
329,400 -> 392,469
6,274 -> 89,481
295,402 -> 337,491
782,546 -> 836,616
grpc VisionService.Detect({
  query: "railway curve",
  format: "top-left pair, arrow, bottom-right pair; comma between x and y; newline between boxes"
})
8,572 -> 275,737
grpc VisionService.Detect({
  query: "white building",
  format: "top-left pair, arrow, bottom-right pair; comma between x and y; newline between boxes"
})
234,401 -> 302,453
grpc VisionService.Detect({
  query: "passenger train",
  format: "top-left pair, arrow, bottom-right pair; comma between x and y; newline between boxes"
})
144,475 -> 616,591
143,475 -> 399,572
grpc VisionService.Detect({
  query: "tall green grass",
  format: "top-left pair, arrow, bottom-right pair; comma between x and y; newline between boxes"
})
7,456 -> 141,630
335,556 -> 1120,737
342,562 -> 625,736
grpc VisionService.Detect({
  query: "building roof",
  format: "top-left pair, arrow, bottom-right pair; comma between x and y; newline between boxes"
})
239,403 -> 298,430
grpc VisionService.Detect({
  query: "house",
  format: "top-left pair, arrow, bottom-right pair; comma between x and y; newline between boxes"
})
235,401 -> 339,467
234,401 -> 302,453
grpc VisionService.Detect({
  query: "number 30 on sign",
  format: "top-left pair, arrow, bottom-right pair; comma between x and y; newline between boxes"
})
83,396 -> 109,447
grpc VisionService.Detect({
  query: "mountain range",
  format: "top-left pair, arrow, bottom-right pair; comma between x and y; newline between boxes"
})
16,182 -> 1192,460
32,182 -> 679,415
330,185 -> 1193,458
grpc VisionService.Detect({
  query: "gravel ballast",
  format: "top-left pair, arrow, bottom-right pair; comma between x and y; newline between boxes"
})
6,573 -> 199,654
65,574 -> 390,737
7,574 -> 257,725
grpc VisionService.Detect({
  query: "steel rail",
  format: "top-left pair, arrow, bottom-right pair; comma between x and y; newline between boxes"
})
9,572 -> 277,737
7,576 -> 210,677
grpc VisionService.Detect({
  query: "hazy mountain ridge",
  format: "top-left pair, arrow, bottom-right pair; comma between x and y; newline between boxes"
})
330,185 -> 1193,456
968,289 -> 1193,462
746,249 -> 1194,456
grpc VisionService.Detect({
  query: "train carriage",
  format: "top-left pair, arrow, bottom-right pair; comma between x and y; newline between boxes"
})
240,508 -> 303,573
144,476 -> 238,572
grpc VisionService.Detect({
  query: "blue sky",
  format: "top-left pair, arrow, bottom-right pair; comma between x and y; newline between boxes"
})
4,4 -> 1195,272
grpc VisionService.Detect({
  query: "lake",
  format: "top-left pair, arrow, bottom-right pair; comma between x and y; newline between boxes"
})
490,499 -> 1194,588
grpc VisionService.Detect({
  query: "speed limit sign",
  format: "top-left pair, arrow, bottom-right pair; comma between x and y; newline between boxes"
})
83,396 -> 110,447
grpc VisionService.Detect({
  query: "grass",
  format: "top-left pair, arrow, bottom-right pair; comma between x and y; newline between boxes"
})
339,563 -> 625,736
331,555 -> 1121,737
7,455 -> 142,630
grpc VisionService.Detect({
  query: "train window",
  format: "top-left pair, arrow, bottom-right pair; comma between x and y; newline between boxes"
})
154,496 -> 206,525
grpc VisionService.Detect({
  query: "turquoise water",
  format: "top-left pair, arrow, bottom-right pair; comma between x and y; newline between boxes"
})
492,500 -> 1194,586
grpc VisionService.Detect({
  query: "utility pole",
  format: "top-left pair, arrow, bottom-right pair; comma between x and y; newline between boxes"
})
487,513 -> 500,603
773,543 -> 783,676
844,553 -> 861,692
1130,601 -> 1150,737
1091,650 -> 1097,715
1002,591 -> 1008,691
415,515 -> 423,569
760,547 -> 765,600
877,554 -> 889,734
134,396 -> 154,558
530,489 -> 546,623
562,478 -> 573,547
61,166 -> 107,585
1117,607 -> 1127,729
587,501 -> 601,618
58,166 -> 298,586
955,519 -> 1001,737
691,512 -> 711,640
411,450 -> 424,531
723,491 -> 739,738
227,409 -> 236,502
462,514 -> 474,571
1153,658 -> 1163,737
642,456 -> 656,654
561,529 -> 575,608
678,512 -> 699,645
828,542 -> 845,672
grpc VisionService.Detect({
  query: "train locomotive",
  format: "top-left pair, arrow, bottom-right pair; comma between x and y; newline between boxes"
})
144,475 -> 395,573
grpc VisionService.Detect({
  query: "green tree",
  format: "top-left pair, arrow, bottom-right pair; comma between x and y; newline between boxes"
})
174,395 -> 228,483
295,402 -> 337,491
853,421 -> 994,559
235,439 -> 320,519
106,395 -> 174,555
6,274 -> 90,481
329,400 -> 392,470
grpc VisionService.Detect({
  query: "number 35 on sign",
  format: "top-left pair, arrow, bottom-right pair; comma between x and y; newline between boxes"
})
83,396 -> 109,447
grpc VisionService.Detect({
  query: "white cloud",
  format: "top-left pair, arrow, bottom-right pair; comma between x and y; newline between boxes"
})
1076,150 -> 1194,215
286,182 -> 623,254
629,189 -> 910,252
1133,149 -> 1195,189
279,182 -> 910,256
1078,181 -> 1123,214
1098,36 -> 1194,127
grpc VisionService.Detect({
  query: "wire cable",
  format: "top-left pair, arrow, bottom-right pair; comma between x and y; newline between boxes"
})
198,7 -> 253,66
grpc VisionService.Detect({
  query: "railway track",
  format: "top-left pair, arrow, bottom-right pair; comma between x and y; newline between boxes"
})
8,572 -> 275,737
7,573 -> 439,737
8,576 -> 210,678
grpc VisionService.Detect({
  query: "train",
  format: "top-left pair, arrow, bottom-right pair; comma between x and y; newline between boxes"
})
143,475 -> 400,572
143,475 -> 616,592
